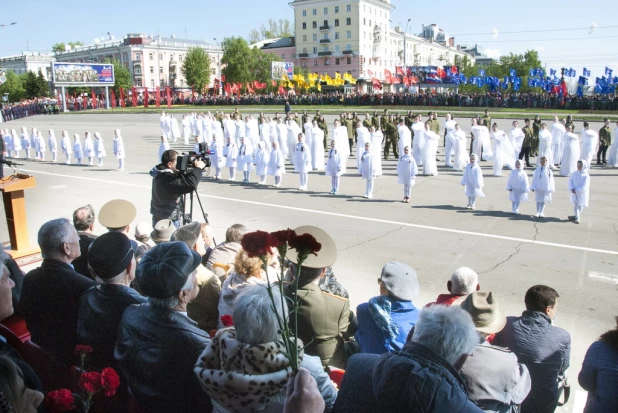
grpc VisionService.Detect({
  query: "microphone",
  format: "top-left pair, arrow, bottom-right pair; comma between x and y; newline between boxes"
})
1,160 -> 24,166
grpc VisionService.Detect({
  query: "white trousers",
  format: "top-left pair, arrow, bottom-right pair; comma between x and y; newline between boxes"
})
511,201 -> 521,212
574,204 -> 584,218
404,184 -> 412,198
445,138 -> 453,166
88,156 -> 93,165
300,173 -> 308,188
468,196 -> 477,207
229,167 -> 236,180
259,175 -> 266,184
331,176 -> 341,192
536,202 -> 546,215
118,159 -> 125,169
51,152 -> 57,162
98,157 -> 103,166
65,154 -> 71,164
365,178 -> 374,197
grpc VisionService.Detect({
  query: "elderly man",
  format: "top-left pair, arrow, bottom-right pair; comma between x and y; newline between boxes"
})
333,305 -> 483,412
285,226 -> 357,368
114,242 -> 211,413
494,285 -> 571,413
205,224 -> 246,276
72,204 -> 98,278
171,222 -> 221,331
426,267 -> 480,307
21,219 -> 96,363
77,232 -> 146,369
459,292 -> 531,412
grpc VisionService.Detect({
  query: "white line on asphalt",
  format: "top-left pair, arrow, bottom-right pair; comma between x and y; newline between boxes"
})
22,168 -> 618,256
48,185 -> 67,189
588,271 -> 618,283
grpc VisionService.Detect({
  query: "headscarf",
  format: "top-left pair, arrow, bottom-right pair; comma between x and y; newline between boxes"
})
115,128 -> 121,137
579,159 -> 589,174
367,296 -> 401,345
94,132 -> 101,140
74,133 -> 80,141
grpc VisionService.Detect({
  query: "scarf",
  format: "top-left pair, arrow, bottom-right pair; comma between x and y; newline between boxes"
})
367,296 -> 399,343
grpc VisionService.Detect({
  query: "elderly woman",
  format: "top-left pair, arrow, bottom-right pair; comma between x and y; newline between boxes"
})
0,356 -> 44,413
195,285 -> 337,413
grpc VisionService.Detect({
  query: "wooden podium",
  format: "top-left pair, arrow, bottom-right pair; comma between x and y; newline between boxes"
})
1,173 -> 40,258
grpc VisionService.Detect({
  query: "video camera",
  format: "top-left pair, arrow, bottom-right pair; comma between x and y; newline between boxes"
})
176,142 -> 213,172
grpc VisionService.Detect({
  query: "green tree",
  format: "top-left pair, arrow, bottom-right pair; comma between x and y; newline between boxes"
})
181,47 -> 213,92
0,71 -> 25,102
51,41 -> 84,53
222,37 -> 254,84
248,19 -> 293,43
35,70 -> 50,97
250,47 -> 281,83
23,71 -> 38,99
105,59 -> 132,94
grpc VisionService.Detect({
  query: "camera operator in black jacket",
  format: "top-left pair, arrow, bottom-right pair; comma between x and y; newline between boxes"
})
150,150 -> 204,228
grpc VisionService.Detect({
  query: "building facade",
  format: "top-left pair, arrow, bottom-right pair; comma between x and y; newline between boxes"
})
0,53 -> 56,80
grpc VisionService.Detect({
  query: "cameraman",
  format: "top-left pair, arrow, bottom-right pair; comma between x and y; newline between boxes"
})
150,149 -> 204,228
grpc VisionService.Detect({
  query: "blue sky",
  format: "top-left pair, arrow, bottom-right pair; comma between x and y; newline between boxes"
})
2,0 -> 617,79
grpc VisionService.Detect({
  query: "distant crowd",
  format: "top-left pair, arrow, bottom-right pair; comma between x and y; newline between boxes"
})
0,98 -> 59,121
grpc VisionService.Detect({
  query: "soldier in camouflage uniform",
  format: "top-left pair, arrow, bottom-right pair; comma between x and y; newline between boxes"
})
383,115 -> 399,160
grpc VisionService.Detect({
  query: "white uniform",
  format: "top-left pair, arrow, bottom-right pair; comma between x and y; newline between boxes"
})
444,120 -> 457,167
422,130 -> 439,176
461,162 -> 485,208
550,122 -> 566,165
411,122 -> 425,166
397,153 -> 418,199
568,161 -> 590,222
267,143 -> 285,186
311,127 -> 325,171
333,126 -> 350,159
293,141 -> 311,190
93,133 -> 106,166
83,134 -> 94,164
11,130 -> 22,157
113,130 -> 125,170
530,164 -> 555,217
510,128 -> 525,160
158,140 -> 170,163
21,130 -> 31,159
370,131 -> 384,176
182,116 -> 191,145
73,136 -> 83,164
607,127 -> 618,167
581,129 -> 599,165
452,130 -> 468,171
491,130 -> 515,176
359,146 -> 376,198
356,127 -> 371,170
397,125 -> 412,160
538,130 -> 554,167
506,164 -> 530,213
238,141 -> 254,183
171,117 -> 181,143
48,131 -> 58,162
560,132 -> 580,176
254,142 -> 270,184
160,115 -> 170,139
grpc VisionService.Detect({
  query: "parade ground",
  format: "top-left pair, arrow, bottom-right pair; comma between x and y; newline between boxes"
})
2,112 -> 617,412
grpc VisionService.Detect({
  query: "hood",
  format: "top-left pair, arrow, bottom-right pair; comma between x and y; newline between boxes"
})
150,165 -> 174,178
579,159 -> 589,173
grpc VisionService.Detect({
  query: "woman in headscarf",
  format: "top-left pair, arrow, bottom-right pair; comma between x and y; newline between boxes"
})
355,124 -> 371,171
397,146 -> 418,203
237,136 -> 254,183
73,134 -> 83,165
224,136 -> 239,181
267,140 -> 285,187
360,141 -> 376,199
196,285 -> 336,413
29,128 -> 37,159
20,127 -> 30,160
452,124 -> 468,171
254,141 -> 270,185
460,154 -> 484,210
83,131 -> 94,165
93,132 -> 106,167
35,130 -> 46,161
10,129 -> 21,158
560,124 -> 580,176
48,129 -> 58,162
170,116 -> 181,143
568,160 -> 590,224
530,156 -> 555,219
210,131 -> 224,179
112,129 -> 125,171
506,159 -> 530,215
2,129 -> 13,158
60,130 -> 72,164
491,123 -> 515,176
325,139 -> 345,195
538,123 -> 554,169
370,126 -> 383,177
422,122 -> 439,176
293,132 -> 312,191
311,121 -> 325,171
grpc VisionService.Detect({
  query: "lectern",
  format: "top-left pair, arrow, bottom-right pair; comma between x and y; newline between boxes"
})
0,173 -> 39,258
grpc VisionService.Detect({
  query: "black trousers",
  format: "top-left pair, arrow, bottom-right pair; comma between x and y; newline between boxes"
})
0,155 -> 4,178
519,148 -> 531,166
597,145 -> 608,163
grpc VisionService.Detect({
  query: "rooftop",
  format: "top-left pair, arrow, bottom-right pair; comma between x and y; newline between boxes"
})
261,37 -> 295,49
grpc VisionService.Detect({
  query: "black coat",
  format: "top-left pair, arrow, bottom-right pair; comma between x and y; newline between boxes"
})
72,232 -> 97,279
149,166 -> 202,221
21,259 -> 96,363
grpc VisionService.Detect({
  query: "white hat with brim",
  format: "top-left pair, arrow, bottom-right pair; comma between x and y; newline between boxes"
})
286,226 -> 337,269
98,199 -> 137,229
460,292 -> 507,335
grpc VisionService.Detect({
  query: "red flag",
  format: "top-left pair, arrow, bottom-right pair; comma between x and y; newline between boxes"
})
144,89 -> 149,108
431,87 -> 437,95
384,69 -> 392,84
119,88 -> 125,107
221,75 -> 226,82
91,90 -> 96,109
155,87 -> 160,108
166,87 -> 171,108
409,76 -> 419,84
437,67 -> 446,79
403,76 -> 410,86
372,77 -> 382,90
450,66 -> 458,75
368,69 -> 374,77
278,85 -> 285,95
271,79 -> 277,87
560,80 -> 567,96
396,66 -> 404,76
131,87 -> 137,107
111,90 -> 117,108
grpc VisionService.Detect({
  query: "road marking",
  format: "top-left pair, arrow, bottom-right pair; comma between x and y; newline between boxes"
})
21,168 -> 618,256
48,185 -> 67,189
588,271 -> 618,283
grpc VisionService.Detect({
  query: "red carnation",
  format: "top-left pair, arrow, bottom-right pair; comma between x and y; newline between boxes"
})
43,389 -> 75,413
271,229 -> 297,245
288,233 -> 322,257
101,367 -> 121,397
79,371 -> 103,394
74,345 -> 93,356
241,231 -> 279,258
220,314 -> 234,327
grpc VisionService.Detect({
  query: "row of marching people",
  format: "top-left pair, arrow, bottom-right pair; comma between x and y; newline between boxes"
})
1,127 -> 126,170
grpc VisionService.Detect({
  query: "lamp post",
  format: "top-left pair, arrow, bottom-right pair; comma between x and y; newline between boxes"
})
403,18 -> 411,69
0,22 -> 17,28
214,37 -> 223,95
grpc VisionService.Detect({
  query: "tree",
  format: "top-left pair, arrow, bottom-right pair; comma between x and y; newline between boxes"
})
36,70 -> 50,97
248,19 -> 293,43
181,47 -> 213,92
106,59 -> 132,94
250,48 -> 282,83
23,72 -> 38,99
222,37 -> 282,85
0,71 -> 25,102
51,41 -> 84,53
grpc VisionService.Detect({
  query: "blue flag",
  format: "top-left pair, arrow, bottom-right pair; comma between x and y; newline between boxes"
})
550,69 -> 556,77
478,69 -> 486,77
605,67 -> 613,77
509,68 -> 516,77
529,68 -> 535,77
583,68 -> 591,77
577,86 -> 583,97
578,76 -> 588,86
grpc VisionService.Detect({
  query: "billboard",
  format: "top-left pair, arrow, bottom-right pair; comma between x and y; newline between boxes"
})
52,63 -> 115,86
272,62 -> 294,80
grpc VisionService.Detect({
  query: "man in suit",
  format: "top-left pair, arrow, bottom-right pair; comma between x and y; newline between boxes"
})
284,226 -> 357,369
21,218 -> 97,363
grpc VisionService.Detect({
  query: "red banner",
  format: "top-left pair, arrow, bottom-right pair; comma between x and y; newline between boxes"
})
221,75 -> 226,82
396,66 -> 404,76
111,90 -> 117,108
144,89 -> 149,108
91,90 -> 97,109
155,87 -> 160,108
166,87 -> 171,108
372,77 -> 382,90
119,88 -> 125,107
403,76 -> 410,86
278,85 -> 285,95
131,87 -> 137,107
368,69 -> 374,77
384,69 -> 392,84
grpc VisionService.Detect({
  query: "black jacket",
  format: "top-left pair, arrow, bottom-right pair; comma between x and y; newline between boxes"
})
77,284 -> 147,369
114,304 -> 211,413
149,165 -> 202,221
21,259 -> 97,363
72,232 -> 98,279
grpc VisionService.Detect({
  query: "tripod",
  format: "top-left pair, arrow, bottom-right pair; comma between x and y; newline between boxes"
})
180,189 -> 210,226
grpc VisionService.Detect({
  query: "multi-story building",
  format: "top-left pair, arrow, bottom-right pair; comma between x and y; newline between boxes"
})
0,53 -> 56,80
53,33 -> 223,90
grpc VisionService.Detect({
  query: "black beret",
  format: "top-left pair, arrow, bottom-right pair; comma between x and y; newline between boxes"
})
88,232 -> 134,280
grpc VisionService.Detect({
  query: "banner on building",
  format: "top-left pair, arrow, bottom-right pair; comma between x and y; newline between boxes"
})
271,62 -> 294,80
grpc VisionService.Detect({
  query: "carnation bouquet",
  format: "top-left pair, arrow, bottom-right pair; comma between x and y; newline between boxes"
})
240,228 -> 321,373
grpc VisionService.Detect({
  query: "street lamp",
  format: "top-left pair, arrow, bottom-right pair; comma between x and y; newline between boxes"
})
213,37 -> 223,95
403,18 -> 411,69
0,22 -> 17,28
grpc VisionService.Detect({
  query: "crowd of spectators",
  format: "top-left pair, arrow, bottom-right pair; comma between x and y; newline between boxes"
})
0,99 -> 59,122
0,199 -> 616,413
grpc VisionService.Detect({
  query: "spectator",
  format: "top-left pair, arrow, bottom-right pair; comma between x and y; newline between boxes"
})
205,224 -> 247,276
21,218 -> 96,363
285,226 -> 357,368
0,356 -> 44,413
98,199 -> 139,250
0,250 -> 25,317
77,232 -> 146,369
151,219 -> 176,244
114,242 -> 211,413
200,223 -> 215,266
72,204 -> 98,279
194,284 -> 337,412
426,267 -> 480,307
459,292 -> 531,412
283,368 -> 326,413
355,261 -> 420,354
494,285 -> 571,413
333,305 -> 482,412
134,222 -> 156,247
171,221 -> 221,331
578,317 -> 618,413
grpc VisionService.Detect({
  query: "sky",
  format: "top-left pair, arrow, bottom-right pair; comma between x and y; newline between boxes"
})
2,0 -> 617,80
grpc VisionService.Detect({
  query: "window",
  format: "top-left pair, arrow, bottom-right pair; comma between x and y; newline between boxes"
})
346,4 -> 351,12
323,19 -> 328,26
314,59 -> 318,67
323,32 -> 329,39
346,31 -> 352,39
160,79 -> 164,86
135,52 -> 141,59
302,10 -> 306,16
335,19 -> 339,26
312,8 -> 316,15
151,80 -> 154,87
302,35 -> 307,41
335,6 -> 339,13
363,18 -> 366,25
336,45 -> 341,53
134,68 -> 142,75
313,34 -> 318,41
149,53 -> 153,60
179,55 -> 183,61
159,54 -> 163,60
303,47 -> 307,53
347,57 -> 352,64
335,58 -> 340,65
159,67 -> 163,74
302,22 -> 306,30
335,32 -> 340,39
281,54 -> 285,59
137,80 -> 142,87
150,66 -> 154,74
324,7 -> 328,14
313,46 -> 317,53
211,68 -> 216,75
346,43 -> 352,50
346,17 -> 351,25
312,21 -> 317,28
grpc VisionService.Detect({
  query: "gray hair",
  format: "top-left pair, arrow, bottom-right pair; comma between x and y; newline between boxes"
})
38,218 -> 74,260
450,267 -> 479,295
412,305 -> 479,366
148,270 -> 196,309
226,224 -> 247,243
233,284 -> 288,345
73,205 -> 95,231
